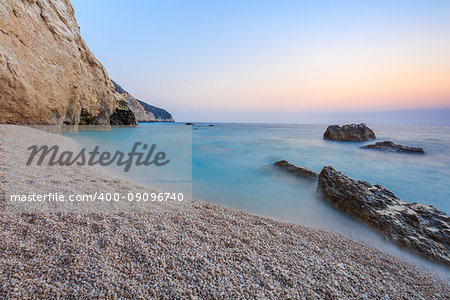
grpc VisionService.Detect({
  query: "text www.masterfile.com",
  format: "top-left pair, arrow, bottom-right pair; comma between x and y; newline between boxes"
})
9,192 -> 184,202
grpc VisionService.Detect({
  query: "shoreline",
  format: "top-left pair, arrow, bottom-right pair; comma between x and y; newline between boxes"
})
0,125 -> 448,298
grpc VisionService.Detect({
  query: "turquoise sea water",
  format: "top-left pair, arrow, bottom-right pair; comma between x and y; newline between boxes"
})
67,123 -> 450,271
189,123 -> 450,214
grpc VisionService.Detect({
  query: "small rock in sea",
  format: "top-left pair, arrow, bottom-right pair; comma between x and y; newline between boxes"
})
360,141 -> 424,154
323,123 -> 376,142
208,124 -> 214,127
274,160 -> 318,179
185,122 -> 194,125
317,166 -> 450,266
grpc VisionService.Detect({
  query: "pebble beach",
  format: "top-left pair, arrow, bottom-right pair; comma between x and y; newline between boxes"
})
0,125 -> 448,299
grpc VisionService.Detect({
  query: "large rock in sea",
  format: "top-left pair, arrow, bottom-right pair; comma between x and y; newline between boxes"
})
318,166 -> 450,265
274,160 -> 318,179
361,141 -> 425,154
0,0 -> 136,125
323,124 -> 375,142
112,80 -> 174,122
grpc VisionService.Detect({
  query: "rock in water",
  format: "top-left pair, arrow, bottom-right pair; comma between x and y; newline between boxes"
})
274,160 -> 318,179
323,124 -> 376,141
318,166 -> 450,265
0,0 -> 136,125
112,80 -> 174,122
361,141 -> 424,154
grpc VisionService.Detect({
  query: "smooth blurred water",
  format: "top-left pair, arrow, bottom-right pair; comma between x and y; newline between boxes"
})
190,123 -> 449,216
67,122 -> 450,273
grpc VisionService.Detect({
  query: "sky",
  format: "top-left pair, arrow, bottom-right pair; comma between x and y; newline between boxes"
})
72,0 -> 450,124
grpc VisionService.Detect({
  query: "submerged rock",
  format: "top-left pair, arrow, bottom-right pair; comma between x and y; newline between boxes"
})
274,160 -> 318,179
323,124 -> 376,142
317,166 -> 450,265
361,141 -> 424,154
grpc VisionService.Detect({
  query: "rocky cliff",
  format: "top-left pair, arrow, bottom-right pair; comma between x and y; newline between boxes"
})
112,80 -> 174,122
0,0 -> 136,125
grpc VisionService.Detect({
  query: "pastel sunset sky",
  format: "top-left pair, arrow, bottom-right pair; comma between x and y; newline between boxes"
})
72,0 -> 450,124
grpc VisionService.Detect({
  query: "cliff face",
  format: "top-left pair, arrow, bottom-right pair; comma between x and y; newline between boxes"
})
0,0 -> 136,125
112,80 -> 174,122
